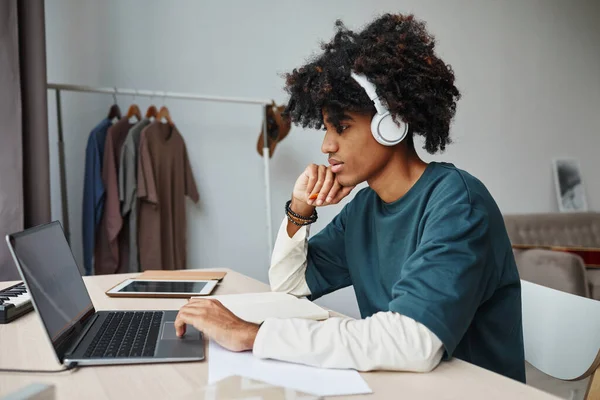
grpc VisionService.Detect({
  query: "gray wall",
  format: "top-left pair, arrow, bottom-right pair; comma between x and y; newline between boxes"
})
44,0 -> 600,318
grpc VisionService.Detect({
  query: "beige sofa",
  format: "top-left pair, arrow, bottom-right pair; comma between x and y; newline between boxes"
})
503,212 -> 600,300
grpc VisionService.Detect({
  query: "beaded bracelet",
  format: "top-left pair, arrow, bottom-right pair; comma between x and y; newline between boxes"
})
285,200 -> 318,225
287,214 -> 313,226
285,200 -> 317,221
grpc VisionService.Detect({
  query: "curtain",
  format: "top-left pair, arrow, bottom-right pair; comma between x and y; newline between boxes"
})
0,0 -> 50,281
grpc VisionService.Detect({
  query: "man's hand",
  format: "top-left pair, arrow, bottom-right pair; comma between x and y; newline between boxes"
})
174,298 -> 260,352
293,164 -> 355,208
286,164 -> 355,238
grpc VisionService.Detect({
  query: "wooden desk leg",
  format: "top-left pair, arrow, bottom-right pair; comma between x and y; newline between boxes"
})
586,369 -> 600,400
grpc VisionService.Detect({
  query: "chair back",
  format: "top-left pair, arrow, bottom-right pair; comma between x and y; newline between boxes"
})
521,280 -> 600,398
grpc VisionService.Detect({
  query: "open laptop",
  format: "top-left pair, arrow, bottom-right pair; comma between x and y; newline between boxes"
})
5,221 -> 204,366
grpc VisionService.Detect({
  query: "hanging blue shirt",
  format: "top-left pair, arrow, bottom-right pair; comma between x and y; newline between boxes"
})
305,162 -> 526,383
82,118 -> 112,275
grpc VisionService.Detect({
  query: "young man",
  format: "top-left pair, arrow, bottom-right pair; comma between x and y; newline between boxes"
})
175,13 -> 526,382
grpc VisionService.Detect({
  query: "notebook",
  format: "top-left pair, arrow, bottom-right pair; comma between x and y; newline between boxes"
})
137,270 -> 227,281
195,292 -> 330,324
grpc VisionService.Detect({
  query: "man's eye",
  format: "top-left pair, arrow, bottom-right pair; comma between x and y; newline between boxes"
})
338,125 -> 349,133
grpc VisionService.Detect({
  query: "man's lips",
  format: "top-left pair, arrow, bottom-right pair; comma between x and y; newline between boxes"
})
329,158 -> 344,173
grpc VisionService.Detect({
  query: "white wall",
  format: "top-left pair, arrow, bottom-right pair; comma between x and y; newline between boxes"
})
45,0 -> 600,318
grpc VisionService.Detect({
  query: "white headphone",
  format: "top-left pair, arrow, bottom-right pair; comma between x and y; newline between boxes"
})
350,71 -> 409,146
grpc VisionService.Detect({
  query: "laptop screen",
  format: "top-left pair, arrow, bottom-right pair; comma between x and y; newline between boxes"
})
7,221 -> 94,360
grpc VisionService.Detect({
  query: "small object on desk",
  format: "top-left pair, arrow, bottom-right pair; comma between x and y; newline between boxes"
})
1,383 -> 54,400
208,340 -> 372,397
0,282 -> 33,324
187,375 -> 322,400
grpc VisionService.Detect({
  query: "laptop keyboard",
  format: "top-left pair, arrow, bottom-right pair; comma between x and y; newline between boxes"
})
83,311 -> 163,358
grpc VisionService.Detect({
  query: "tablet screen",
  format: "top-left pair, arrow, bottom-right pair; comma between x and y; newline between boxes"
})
118,281 -> 207,293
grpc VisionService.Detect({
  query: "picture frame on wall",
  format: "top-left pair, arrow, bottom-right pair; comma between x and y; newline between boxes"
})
552,158 -> 588,212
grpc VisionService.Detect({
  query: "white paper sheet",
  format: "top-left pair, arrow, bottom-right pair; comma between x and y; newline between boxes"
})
208,340 -> 372,397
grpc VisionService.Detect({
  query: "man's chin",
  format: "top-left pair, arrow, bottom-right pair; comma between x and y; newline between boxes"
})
337,174 -> 363,188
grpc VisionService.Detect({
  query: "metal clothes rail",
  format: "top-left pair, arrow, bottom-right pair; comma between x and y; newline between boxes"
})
47,82 -> 274,260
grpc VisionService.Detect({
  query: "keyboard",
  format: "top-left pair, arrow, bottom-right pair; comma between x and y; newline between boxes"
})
83,311 -> 163,358
0,282 -> 33,324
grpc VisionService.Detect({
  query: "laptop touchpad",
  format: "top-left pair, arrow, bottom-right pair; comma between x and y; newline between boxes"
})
161,322 -> 200,340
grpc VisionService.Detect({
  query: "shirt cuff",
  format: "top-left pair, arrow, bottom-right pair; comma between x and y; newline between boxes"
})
252,319 -> 272,358
279,216 -> 308,242
270,217 -> 309,266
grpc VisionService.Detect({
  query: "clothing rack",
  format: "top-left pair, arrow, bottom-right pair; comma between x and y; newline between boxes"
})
47,82 -> 275,260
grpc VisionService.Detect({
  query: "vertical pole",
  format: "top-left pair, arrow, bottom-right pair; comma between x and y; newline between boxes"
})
262,105 -> 273,261
56,89 -> 70,243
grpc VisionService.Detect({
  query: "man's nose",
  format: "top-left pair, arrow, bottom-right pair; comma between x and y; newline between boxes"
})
321,130 -> 338,154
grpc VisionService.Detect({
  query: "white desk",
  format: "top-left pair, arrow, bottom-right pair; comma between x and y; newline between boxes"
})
0,269 -> 559,399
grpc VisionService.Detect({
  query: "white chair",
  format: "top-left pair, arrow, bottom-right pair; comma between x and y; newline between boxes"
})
521,279 -> 600,400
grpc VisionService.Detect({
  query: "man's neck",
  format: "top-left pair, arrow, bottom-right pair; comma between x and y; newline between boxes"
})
367,148 -> 429,204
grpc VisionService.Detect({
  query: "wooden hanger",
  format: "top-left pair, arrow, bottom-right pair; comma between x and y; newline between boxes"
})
145,105 -> 158,119
107,104 -> 121,120
108,89 -> 121,120
125,90 -> 142,122
145,93 -> 158,120
156,105 -> 173,126
126,103 -> 142,121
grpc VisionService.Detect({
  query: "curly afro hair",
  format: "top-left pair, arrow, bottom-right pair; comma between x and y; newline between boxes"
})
283,13 -> 461,154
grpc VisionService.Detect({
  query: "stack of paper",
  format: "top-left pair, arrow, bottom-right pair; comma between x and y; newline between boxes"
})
195,292 -> 330,324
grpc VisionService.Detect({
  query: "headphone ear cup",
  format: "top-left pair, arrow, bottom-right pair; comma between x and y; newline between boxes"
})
371,113 -> 409,146
371,114 -> 386,146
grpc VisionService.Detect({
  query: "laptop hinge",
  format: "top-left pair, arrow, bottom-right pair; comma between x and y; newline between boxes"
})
64,313 -> 99,357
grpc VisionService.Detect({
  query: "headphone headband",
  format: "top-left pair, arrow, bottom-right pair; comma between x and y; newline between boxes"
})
349,70 -> 409,147
350,72 -> 388,115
